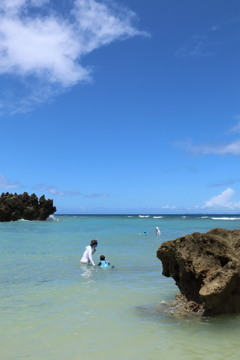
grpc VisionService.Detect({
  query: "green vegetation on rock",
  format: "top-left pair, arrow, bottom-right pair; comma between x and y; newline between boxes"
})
0,192 -> 56,221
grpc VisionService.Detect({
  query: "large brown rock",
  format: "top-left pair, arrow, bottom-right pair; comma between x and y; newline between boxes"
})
157,228 -> 240,316
0,192 -> 56,221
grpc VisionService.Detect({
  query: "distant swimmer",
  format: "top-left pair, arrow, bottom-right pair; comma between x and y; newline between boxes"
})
80,239 -> 98,266
138,231 -> 147,235
155,227 -> 161,236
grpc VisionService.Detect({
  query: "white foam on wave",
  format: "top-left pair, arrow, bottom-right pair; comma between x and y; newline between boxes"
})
153,216 -> 163,219
211,217 -> 240,221
46,215 -> 59,222
139,215 -> 149,218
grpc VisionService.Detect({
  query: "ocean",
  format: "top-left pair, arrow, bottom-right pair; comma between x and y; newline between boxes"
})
1,214 -> 240,360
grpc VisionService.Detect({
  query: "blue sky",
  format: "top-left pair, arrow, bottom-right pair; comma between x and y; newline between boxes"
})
0,0 -> 239,214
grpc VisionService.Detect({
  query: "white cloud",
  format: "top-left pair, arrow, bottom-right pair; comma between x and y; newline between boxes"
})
47,187 -> 80,196
84,193 -> 110,198
203,188 -> 240,210
0,174 -> 20,189
229,119 -> 240,133
0,0 -> 147,112
161,205 -> 177,210
180,139 -> 240,156
176,36 -> 215,58
34,184 -> 80,196
207,179 -> 238,188
201,140 -> 240,155
72,0 -> 144,52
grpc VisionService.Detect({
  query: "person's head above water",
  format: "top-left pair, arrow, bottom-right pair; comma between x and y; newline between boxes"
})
90,240 -> 98,248
100,255 -> 105,261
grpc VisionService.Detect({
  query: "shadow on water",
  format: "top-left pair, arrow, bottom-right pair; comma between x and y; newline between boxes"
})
135,301 -> 193,323
135,300 -> 240,328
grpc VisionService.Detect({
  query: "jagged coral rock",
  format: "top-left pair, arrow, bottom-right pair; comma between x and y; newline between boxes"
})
157,228 -> 240,316
0,192 -> 56,221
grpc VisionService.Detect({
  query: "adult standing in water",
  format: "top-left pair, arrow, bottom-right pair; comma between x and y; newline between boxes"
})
80,239 -> 98,266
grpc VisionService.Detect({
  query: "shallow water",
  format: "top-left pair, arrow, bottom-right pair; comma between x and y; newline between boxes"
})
1,215 -> 240,360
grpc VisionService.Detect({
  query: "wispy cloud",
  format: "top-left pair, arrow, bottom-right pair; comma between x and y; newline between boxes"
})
0,0 -> 148,113
176,35 -> 217,58
177,119 -> 240,156
179,138 -> 240,156
228,119 -> 240,133
0,174 -> 21,189
84,193 -> 110,198
210,15 -> 240,33
207,179 -> 239,188
34,184 -> 80,196
210,26 -> 219,32
161,205 -> 177,210
203,188 -> 240,210
187,166 -> 198,173
176,14 -> 240,59
47,187 -> 81,196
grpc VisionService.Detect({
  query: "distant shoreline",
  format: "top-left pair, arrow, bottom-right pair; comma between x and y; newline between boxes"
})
55,213 -> 240,217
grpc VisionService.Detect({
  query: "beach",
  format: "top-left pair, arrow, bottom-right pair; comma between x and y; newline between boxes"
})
1,215 -> 240,360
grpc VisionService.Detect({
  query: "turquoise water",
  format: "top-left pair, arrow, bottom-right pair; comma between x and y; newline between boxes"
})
1,215 -> 240,360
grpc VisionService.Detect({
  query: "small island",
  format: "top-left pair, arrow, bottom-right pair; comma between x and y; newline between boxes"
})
0,192 -> 56,221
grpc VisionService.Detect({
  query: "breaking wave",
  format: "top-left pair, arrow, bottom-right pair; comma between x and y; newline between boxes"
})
46,215 -> 59,221
211,217 -> 240,221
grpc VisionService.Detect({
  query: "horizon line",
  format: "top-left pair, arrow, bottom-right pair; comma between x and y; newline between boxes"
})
54,213 -> 240,216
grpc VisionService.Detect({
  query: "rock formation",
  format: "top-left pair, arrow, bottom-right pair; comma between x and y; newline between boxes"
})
157,228 -> 240,316
0,192 -> 56,221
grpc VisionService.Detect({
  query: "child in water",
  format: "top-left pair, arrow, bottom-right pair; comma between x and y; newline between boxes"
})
98,255 -> 111,268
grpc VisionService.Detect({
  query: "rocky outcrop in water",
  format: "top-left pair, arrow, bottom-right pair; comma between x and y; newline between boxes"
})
0,192 -> 56,221
157,228 -> 240,316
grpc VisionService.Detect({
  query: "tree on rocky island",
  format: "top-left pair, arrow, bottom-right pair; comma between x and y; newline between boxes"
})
0,192 -> 56,221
